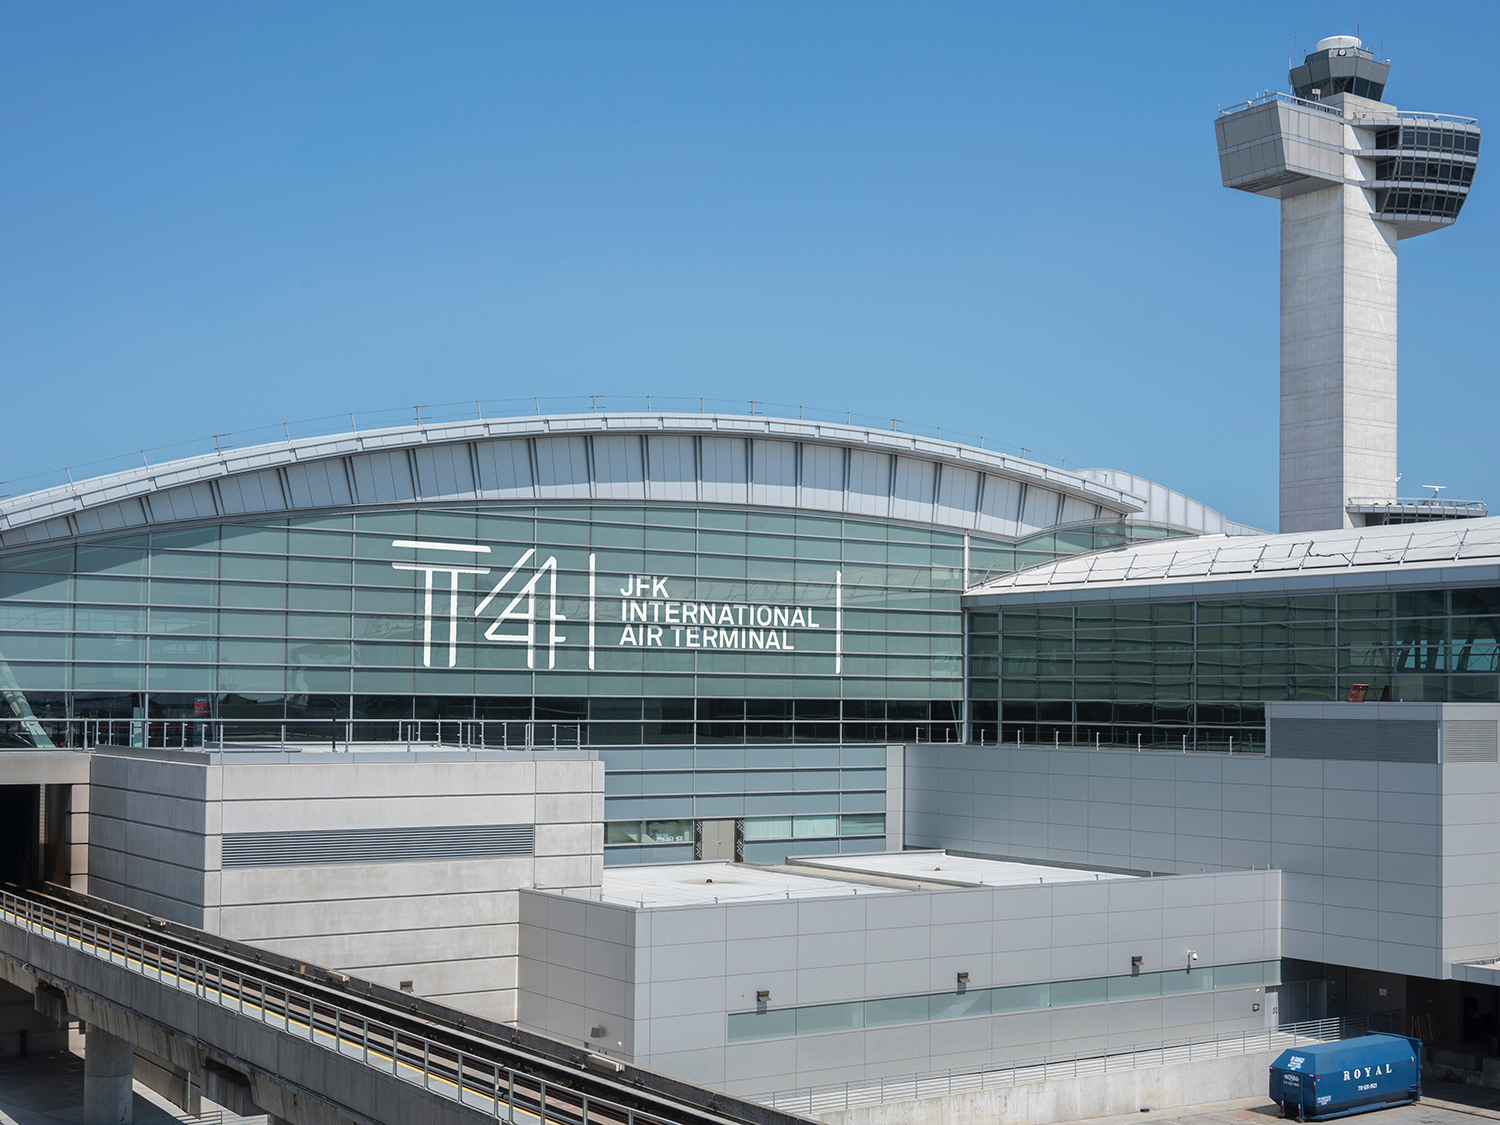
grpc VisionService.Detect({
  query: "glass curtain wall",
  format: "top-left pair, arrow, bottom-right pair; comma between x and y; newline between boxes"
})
2,504 -> 974,747
970,586 -> 1500,751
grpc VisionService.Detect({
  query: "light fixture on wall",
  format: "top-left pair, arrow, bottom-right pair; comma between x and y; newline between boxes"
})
957,972 -> 970,986
1131,955 -> 1143,969
756,990 -> 770,1003
590,1026 -> 605,1039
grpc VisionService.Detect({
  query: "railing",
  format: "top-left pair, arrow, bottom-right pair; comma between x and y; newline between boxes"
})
754,1015 -> 1365,1116
0,889 -> 669,1125
0,396 -> 1080,502
6,715 -> 952,752
962,730 -> 1265,754
1217,92 -> 1479,127
396,720 -> 584,750
909,726 -> 962,744
1219,91 -> 1341,117
0,717 -> 585,752
1346,497 -> 1487,513
1370,109 -> 1480,125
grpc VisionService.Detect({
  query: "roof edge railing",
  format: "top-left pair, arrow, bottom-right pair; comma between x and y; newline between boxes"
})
1219,91 -> 1342,117
1347,497 -> 1487,512
1218,91 -> 1479,126
1370,109 -> 1481,125
0,398 -> 1084,503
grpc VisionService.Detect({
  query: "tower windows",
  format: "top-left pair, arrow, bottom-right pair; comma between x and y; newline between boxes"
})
1373,126 -> 1480,155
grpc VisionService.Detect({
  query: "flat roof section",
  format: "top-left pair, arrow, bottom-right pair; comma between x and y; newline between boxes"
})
598,862 -> 900,908
789,850 -> 1140,887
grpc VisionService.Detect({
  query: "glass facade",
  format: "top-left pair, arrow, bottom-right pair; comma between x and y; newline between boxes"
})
1374,158 -> 1475,187
1368,124 -> 1479,222
1294,76 -> 1385,100
0,506 -> 957,741
727,959 -> 1283,1042
970,585 -> 1500,751
0,500 -> 1182,862
1373,125 -> 1481,154
1377,188 -> 1468,220
0,507 -> 1184,748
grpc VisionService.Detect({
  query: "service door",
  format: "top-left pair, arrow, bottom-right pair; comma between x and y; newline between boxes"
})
697,819 -> 736,861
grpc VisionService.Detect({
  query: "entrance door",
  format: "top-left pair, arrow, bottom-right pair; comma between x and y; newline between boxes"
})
696,819 -> 736,861
1277,980 -> 1328,1024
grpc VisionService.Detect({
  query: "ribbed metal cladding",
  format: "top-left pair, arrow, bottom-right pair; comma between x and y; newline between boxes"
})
1442,721 -> 1500,763
1268,719 -> 1438,763
220,824 -> 535,868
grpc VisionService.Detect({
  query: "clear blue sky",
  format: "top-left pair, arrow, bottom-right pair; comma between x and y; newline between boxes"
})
3,3 -> 1497,532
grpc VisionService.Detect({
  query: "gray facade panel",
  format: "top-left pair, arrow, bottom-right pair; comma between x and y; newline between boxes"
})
907,736 -> 1494,979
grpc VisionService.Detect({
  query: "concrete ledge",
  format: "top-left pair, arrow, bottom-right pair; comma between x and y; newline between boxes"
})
814,1050 -> 1275,1125
0,751 -> 92,784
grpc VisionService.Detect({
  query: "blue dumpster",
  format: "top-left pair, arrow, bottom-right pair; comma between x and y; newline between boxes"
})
1269,1032 -> 1421,1120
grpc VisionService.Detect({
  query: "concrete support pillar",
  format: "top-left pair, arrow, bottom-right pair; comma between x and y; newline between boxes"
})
1279,181 -> 1398,532
83,1024 -> 133,1125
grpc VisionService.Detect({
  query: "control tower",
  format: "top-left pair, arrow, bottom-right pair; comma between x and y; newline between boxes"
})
1215,37 -> 1481,532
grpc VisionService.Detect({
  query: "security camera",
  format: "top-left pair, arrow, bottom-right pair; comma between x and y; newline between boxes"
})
1189,951 -> 1199,961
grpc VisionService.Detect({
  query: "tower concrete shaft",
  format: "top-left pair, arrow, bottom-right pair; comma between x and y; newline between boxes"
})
1280,182 -> 1397,533
1215,36 -> 1480,532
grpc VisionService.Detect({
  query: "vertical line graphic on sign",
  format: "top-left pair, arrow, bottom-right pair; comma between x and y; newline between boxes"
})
835,569 -> 843,675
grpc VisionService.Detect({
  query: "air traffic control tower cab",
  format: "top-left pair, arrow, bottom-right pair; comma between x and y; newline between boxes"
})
1215,37 -> 1481,534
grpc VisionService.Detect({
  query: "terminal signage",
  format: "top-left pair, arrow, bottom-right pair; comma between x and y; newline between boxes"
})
391,538 -> 844,673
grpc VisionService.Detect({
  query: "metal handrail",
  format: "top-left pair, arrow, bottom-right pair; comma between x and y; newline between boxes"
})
0,716 -> 585,753
1346,497 -> 1487,511
1218,91 -> 1479,127
1362,109 -> 1481,125
1219,91 -> 1341,117
0,398 -> 1083,504
0,890 -> 661,1125
752,1015 -> 1367,1115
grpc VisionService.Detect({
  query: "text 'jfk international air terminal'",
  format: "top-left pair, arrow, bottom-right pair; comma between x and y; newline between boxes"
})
1,33 -> 1496,1125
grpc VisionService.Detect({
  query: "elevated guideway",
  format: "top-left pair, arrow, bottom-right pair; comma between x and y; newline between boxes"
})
0,883 -> 808,1125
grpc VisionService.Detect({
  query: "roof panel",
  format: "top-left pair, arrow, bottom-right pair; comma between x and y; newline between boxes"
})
472,439 -> 533,499
846,451 -> 889,517
217,469 -> 285,516
591,435 -> 644,500
411,442 -> 476,501
349,450 -> 415,504
646,435 -> 696,502
0,413 -> 1215,547
286,460 -> 354,509
801,443 -> 843,512
750,439 -> 796,508
966,517 -> 1500,602
699,437 -> 747,505
152,482 -> 218,523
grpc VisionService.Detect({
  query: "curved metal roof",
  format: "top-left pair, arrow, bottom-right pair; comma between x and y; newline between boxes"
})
0,412 -> 1241,550
965,515 -> 1500,604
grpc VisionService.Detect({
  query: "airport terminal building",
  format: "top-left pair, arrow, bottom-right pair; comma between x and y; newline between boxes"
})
3,33 -> 1500,1115
0,411 -> 1234,866
4,409 -> 1500,1097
